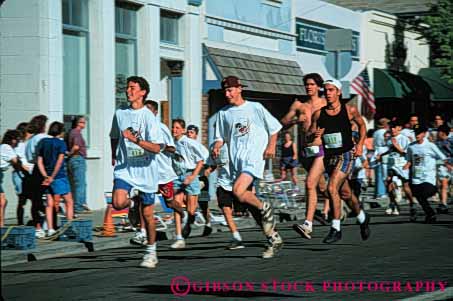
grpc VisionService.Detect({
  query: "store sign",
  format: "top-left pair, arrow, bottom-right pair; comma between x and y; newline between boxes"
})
296,19 -> 359,58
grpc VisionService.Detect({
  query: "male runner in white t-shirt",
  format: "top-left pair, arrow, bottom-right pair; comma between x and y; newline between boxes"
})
110,76 -> 163,268
212,76 -> 283,259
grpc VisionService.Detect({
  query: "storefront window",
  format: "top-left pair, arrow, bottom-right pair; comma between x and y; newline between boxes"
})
62,0 -> 89,137
161,10 -> 182,45
115,5 -> 138,108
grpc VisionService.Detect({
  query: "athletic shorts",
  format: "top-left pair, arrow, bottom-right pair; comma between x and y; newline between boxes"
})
0,169 -> 4,194
324,151 -> 354,175
158,181 -> 174,200
437,165 -> 452,180
410,182 -> 437,200
113,178 -> 155,205
216,186 -> 236,209
173,171 -> 201,196
387,169 -> 409,183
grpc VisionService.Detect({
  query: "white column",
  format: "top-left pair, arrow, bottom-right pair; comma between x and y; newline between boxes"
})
183,7 -> 203,127
88,0 -> 116,203
138,4 -> 161,101
41,0 -> 63,122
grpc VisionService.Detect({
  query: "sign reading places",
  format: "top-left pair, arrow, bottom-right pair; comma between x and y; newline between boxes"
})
296,18 -> 360,59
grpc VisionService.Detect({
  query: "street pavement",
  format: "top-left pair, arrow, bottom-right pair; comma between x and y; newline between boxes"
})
2,205 -> 452,301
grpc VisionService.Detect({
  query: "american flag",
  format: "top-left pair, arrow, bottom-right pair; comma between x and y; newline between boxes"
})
351,67 -> 376,118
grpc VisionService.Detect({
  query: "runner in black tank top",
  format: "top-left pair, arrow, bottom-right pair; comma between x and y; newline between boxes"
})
318,104 -> 354,156
310,79 -> 370,244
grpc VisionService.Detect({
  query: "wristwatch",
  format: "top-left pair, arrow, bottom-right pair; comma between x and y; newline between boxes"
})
136,136 -> 142,144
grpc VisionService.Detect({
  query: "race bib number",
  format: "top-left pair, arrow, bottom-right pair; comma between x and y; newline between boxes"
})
323,132 -> 343,149
413,165 -> 424,178
304,146 -> 320,157
391,156 -> 406,167
126,140 -> 145,159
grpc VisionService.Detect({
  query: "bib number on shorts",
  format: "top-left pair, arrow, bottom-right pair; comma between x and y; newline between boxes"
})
323,132 -> 343,149
304,146 -> 320,157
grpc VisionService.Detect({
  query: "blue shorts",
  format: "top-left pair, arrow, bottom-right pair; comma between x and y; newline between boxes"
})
324,151 -> 354,175
45,177 -> 71,196
113,178 -> 155,205
280,157 -> 298,169
173,172 -> 201,196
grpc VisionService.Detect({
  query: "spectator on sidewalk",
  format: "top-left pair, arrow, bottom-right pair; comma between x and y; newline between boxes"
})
25,115 -> 49,238
37,122 -> 74,237
13,123 -> 34,225
67,116 -> 90,214
1,130 -> 23,227
373,118 -> 390,199
278,131 -> 298,186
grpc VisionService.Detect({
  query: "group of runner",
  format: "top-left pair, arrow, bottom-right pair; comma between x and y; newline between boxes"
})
109,72 -> 448,269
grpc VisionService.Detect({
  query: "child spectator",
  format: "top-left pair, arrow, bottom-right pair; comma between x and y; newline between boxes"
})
37,122 -> 74,237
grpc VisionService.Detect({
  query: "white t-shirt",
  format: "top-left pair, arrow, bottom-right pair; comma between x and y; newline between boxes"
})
157,122 -> 177,184
214,100 -> 282,179
206,144 -> 232,191
0,144 -> 17,170
373,128 -> 389,154
406,140 -> 446,185
174,135 -> 206,171
401,128 -> 415,142
14,141 -> 33,174
25,133 -> 48,171
110,107 -> 163,193
387,134 -> 410,167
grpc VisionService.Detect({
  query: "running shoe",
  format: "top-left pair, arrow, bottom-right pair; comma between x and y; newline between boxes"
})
182,223 -> 192,239
130,231 -> 147,246
140,253 -> 158,268
47,229 -> 56,237
323,227 -> 342,244
314,210 -> 329,225
424,214 -> 437,224
360,213 -> 371,241
227,239 -> 245,250
292,223 -> 312,239
170,239 -> 186,249
262,232 -> 283,259
261,201 -> 276,237
436,204 -> 449,214
35,229 -> 46,239
202,225 -> 212,237
409,208 -> 417,222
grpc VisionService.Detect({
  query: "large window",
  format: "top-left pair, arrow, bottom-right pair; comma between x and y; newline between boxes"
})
63,0 -> 89,132
160,10 -> 182,45
115,4 -> 138,108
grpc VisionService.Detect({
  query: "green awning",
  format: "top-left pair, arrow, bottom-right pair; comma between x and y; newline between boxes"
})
373,68 -> 431,100
418,68 -> 453,101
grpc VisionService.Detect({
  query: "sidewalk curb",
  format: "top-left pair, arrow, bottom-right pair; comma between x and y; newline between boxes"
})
1,208 -> 306,267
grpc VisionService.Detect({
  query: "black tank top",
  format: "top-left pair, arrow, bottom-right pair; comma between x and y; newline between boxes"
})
318,104 -> 354,156
281,142 -> 294,158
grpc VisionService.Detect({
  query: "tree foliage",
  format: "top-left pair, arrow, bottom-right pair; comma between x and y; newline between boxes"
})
418,0 -> 453,83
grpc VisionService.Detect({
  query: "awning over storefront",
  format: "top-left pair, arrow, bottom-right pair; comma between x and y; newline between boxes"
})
418,68 -> 453,102
205,46 -> 306,95
373,68 -> 431,100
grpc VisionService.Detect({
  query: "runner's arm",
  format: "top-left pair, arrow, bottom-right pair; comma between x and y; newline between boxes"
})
280,100 -> 301,128
349,105 -> 366,156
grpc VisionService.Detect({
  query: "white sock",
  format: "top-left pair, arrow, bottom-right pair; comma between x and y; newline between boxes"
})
232,231 -> 242,241
304,220 -> 313,229
146,243 -> 156,255
332,219 -> 341,231
357,210 -> 366,224
176,234 -> 183,240
141,228 -> 147,236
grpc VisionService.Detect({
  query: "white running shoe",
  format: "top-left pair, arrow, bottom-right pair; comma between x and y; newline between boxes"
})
170,239 -> 186,249
261,201 -> 276,237
47,229 -> 57,237
130,231 -> 147,246
392,208 -> 400,215
140,253 -> 158,268
35,229 -> 46,239
385,207 -> 393,215
262,232 -> 283,259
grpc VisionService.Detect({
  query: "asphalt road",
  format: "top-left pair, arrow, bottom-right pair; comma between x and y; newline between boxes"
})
2,206 -> 453,301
